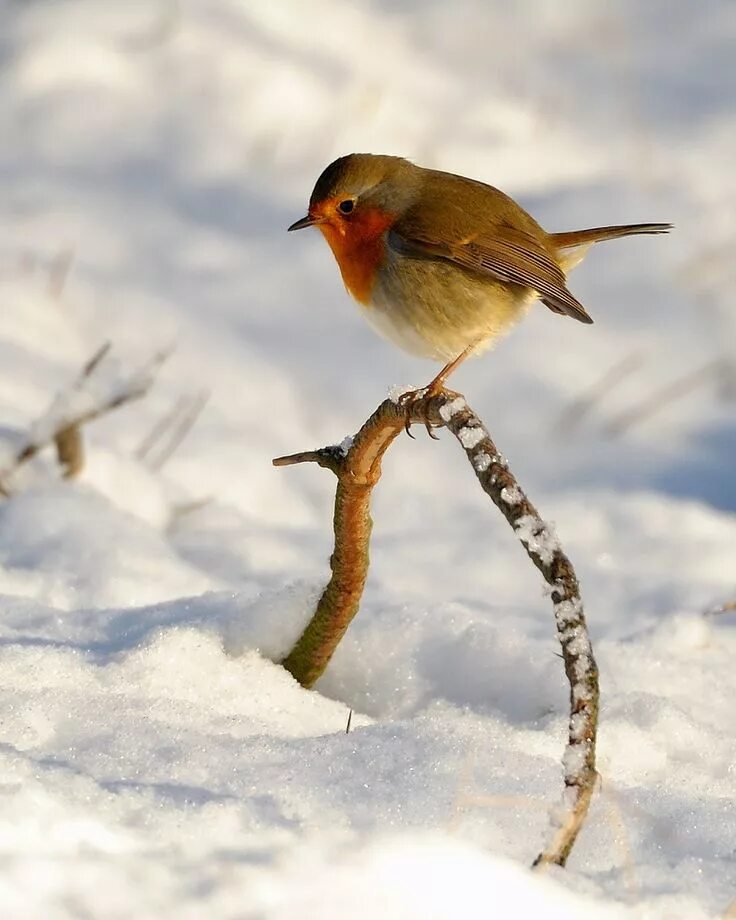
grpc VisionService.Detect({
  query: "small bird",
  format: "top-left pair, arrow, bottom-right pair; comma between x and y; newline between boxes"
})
289,154 -> 670,396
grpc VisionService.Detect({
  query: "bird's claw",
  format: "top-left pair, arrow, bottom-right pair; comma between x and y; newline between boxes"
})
397,386 -> 443,439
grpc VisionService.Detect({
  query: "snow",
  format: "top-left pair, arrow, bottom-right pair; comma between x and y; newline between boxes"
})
561,743 -> 588,781
514,514 -> 561,566
0,1 -> 735,918
245,837 -> 625,919
388,384 -> 419,403
500,484 -> 524,506
457,424 -> 487,450
438,396 -> 467,421
555,598 -> 584,628
337,434 -> 355,456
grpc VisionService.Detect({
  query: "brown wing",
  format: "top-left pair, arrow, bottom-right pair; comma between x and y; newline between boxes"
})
391,171 -> 593,324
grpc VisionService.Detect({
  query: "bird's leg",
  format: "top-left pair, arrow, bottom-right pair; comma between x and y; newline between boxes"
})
399,339 -> 481,439
426,340 -> 479,395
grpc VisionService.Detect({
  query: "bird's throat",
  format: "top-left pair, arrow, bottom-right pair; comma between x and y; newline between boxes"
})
318,209 -> 396,305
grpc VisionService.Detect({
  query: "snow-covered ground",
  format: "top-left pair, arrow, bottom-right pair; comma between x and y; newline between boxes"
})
0,1 -> 734,916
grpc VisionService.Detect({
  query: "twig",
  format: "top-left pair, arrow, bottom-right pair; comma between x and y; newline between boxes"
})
138,389 -> 209,471
605,359 -> 725,436
274,389 -> 599,867
167,496 -> 214,529
554,351 -> 644,435
82,341 -> 113,377
0,344 -> 169,494
136,394 -> 191,461
47,247 -> 75,301
54,425 -> 84,479
44,345 -> 110,480
704,599 -> 736,618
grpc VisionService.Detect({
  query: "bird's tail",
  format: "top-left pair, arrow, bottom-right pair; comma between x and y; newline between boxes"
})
552,223 -> 672,249
553,223 -> 672,272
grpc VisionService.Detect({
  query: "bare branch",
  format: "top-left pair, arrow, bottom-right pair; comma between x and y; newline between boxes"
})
81,341 -> 112,377
272,445 -> 347,476
274,389 -> 599,868
47,246 -> 75,301
137,389 -> 209,470
136,394 -> 190,461
605,359 -> 725,436
704,599 -> 736,618
166,496 -> 214,530
0,344 -> 169,494
554,351 -> 644,435
54,425 -> 84,479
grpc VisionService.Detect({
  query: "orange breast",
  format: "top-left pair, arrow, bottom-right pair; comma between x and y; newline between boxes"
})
318,208 -> 396,305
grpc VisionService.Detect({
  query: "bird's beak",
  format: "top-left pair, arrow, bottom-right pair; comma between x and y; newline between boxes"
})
287,214 -> 320,232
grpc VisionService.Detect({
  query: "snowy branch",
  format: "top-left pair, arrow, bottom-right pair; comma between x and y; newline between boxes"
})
704,598 -> 736,618
273,388 -> 600,868
0,343 -> 169,495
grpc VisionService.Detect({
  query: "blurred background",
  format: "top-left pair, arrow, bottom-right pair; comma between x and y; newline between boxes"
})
0,0 -> 734,610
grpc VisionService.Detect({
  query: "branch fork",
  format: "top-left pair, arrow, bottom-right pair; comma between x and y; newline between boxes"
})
274,387 -> 600,868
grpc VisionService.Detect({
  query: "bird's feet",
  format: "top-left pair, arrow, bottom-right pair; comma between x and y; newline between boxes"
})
396,341 -> 480,438
396,379 -> 446,439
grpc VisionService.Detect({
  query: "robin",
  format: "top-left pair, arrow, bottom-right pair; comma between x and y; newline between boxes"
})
289,153 -> 670,416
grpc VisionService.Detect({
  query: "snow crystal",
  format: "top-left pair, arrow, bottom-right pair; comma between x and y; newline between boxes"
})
338,435 -> 354,456
473,451 -> 492,472
562,741 -> 588,779
554,598 -> 583,627
500,485 -> 523,506
514,515 -> 559,565
457,425 -> 485,449
549,784 -> 580,828
438,397 -> 466,422
572,681 -> 593,704
569,711 -> 587,742
573,654 -> 591,681
564,628 -> 592,658
388,384 -> 419,403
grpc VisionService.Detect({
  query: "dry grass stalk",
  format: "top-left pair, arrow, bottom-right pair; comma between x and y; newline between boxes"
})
605,359 -> 726,436
554,351 -> 644,435
274,388 -> 599,867
0,343 -> 168,495
54,425 -> 84,479
136,389 -> 209,470
47,247 -> 75,301
704,599 -> 736,618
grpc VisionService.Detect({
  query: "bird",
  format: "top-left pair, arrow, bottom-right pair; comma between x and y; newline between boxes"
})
289,153 -> 670,400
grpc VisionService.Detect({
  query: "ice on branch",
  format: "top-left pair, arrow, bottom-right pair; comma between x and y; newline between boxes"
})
514,515 -> 560,566
457,425 -> 486,449
500,485 -> 523,506
438,396 -> 466,421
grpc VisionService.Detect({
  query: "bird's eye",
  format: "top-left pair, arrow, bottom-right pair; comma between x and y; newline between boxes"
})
338,199 -> 355,214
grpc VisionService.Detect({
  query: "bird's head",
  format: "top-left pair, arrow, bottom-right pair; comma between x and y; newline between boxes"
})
288,154 -> 418,239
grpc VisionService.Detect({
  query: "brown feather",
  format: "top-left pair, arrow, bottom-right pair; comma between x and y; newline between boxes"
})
552,223 -> 672,250
393,170 -> 594,324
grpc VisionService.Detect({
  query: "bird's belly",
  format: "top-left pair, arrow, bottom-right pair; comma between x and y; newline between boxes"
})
365,254 -> 535,361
